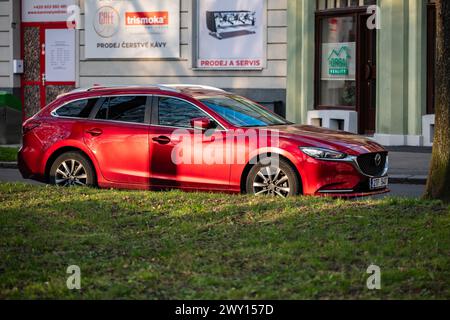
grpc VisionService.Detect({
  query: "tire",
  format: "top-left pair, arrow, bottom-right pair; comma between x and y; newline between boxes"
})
245,157 -> 300,197
49,152 -> 95,187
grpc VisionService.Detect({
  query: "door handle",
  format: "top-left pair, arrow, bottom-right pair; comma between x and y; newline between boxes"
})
86,128 -> 103,136
364,64 -> 372,80
152,136 -> 171,145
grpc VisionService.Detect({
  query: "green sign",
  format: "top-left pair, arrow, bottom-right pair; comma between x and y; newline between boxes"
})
328,46 -> 351,76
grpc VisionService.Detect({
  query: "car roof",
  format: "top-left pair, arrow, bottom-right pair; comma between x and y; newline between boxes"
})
57,84 -> 228,100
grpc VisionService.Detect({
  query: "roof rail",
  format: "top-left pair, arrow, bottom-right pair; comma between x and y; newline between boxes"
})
56,87 -> 92,99
57,84 -> 224,99
160,84 -> 225,92
85,84 -> 180,92
59,84 -> 180,96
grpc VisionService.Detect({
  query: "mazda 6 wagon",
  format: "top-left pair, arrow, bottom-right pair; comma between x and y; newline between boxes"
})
19,84 -> 389,197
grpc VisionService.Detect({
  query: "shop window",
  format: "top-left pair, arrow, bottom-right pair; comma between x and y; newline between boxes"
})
316,0 -> 376,10
318,16 -> 357,108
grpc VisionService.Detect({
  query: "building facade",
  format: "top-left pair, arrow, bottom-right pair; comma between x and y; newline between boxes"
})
0,0 -> 437,146
287,0 -> 436,147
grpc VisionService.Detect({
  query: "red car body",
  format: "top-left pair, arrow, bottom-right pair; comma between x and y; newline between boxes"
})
18,85 -> 389,197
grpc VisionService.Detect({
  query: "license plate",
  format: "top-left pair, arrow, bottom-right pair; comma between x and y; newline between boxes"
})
370,176 -> 389,190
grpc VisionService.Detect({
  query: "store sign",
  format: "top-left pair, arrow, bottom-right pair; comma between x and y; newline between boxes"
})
197,0 -> 266,70
85,0 -> 180,59
328,46 -> 350,75
45,29 -> 76,82
321,42 -> 356,80
22,0 -> 77,22
125,12 -> 169,26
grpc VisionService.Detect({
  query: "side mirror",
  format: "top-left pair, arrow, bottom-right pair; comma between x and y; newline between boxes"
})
190,117 -> 213,131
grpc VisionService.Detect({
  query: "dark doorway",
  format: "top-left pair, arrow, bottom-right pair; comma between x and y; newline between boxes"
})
315,7 -> 377,135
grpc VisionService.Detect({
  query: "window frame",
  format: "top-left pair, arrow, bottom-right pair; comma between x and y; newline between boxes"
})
316,0 -> 377,11
151,95 -> 228,131
92,95 -> 151,125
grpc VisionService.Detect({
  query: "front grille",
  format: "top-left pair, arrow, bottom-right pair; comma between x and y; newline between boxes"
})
357,152 -> 387,176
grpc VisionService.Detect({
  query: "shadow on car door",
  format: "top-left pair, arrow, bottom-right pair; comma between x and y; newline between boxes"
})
83,95 -> 151,186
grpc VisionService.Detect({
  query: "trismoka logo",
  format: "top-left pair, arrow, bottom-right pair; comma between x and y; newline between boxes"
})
125,12 -> 169,26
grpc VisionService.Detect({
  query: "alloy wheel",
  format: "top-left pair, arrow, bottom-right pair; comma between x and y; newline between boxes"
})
253,166 -> 291,198
55,159 -> 88,187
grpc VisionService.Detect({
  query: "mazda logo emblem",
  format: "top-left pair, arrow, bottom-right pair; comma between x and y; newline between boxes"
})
375,153 -> 382,166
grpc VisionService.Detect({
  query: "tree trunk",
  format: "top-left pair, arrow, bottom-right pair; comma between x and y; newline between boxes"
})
424,0 -> 450,203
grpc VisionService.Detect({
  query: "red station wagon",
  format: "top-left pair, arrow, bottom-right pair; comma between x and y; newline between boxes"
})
18,85 -> 389,197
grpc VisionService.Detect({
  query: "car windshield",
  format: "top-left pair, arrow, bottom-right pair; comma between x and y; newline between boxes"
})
199,95 -> 290,127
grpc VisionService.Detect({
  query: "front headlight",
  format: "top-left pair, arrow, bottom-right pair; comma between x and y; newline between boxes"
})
300,147 -> 348,160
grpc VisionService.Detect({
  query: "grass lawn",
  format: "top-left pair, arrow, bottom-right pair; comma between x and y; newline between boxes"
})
0,147 -> 18,162
0,183 -> 449,299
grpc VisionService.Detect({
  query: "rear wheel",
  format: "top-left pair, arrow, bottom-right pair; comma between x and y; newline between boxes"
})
245,158 -> 300,198
49,152 -> 95,187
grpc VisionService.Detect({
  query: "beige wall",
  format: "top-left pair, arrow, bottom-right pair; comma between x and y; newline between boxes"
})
77,0 -> 287,89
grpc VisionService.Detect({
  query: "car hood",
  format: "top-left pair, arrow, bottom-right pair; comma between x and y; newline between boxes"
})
263,124 -> 385,155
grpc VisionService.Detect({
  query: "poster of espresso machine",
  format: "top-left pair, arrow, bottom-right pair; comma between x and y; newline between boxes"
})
206,10 -> 257,40
197,0 -> 266,70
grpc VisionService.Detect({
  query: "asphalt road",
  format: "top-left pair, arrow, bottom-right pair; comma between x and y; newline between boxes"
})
0,168 -> 425,198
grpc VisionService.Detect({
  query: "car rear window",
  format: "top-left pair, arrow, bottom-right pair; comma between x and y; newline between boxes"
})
55,98 -> 98,118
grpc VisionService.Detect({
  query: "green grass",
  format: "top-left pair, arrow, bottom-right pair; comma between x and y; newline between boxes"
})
0,147 -> 18,162
0,183 -> 449,299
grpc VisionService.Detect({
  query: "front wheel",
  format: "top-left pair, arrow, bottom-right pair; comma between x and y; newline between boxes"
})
245,158 -> 300,198
49,152 -> 95,187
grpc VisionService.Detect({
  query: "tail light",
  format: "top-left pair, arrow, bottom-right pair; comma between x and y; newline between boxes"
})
22,120 -> 41,135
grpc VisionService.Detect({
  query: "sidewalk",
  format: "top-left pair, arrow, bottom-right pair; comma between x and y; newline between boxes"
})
0,146 -> 432,184
0,144 -> 21,148
386,147 -> 431,184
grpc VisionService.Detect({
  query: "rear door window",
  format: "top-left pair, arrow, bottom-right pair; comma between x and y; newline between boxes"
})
55,98 -> 98,118
95,96 -> 147,124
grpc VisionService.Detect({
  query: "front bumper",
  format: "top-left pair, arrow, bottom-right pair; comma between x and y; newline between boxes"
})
299,153 -> 390,197
315,187 -> 390,198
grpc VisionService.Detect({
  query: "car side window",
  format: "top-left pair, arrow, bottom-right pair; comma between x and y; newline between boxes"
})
55,98 -> 98,118
158,97 -> 214,128
95,96 -> 147,124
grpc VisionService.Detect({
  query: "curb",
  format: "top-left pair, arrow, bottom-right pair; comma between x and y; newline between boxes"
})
0,162 -> 18,169
389,175 -> 427,185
